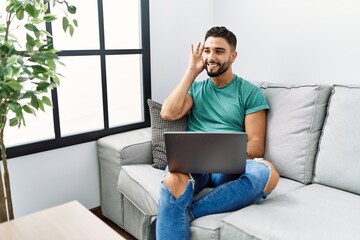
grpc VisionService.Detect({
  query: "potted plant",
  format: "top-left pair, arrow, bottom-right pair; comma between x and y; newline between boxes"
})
0,0 -> 77,222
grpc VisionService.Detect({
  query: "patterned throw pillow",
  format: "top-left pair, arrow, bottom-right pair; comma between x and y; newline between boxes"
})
147,99 -> 188,170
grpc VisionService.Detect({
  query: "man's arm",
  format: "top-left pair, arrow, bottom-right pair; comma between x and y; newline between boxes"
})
160,70 -> 195,121
161,43 -> 204,121
244,110 -> 267,159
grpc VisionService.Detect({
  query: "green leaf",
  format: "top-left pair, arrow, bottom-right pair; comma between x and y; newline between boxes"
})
35,30 -> 41,39
12,66 -> 20,75
26,42 -> 34,53
9,117 -> 19,127
16,9 -> 24,20
25,5 -> 36,17
17,56 -> 24,65
42,96 -> 52,106
0,83 -> 11,97
7,80 -> 22,91
23,105 -> 36,115
36,82 -> 51,91
52,75 -> 60,85
69,25 -> 74,36
67,5 -> 77,14
8,103 -> 20,112
22,91 -> 34,99
6,55 -> 18,66
17,77 -> 28,83
43,14 -> 57,22
73,19 -> 78,27
3,66 -> 13,80
31,18 -> 44,24
25,24 -> 40,33
5,4 -> 15,13
26,33 -> 36,46
32,65 -> 47,74
31,95 -> 39,109
47,59 -> 56,70
62,17 -> 69,32
38,98 -> 45,111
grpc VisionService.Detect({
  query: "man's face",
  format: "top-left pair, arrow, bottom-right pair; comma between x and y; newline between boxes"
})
202,37 -> 236,77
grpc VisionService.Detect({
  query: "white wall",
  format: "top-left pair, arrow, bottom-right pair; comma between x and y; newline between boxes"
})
7,0 -> 360,217
214,0 -> 360,85
8,142 -> 100,217
150,0 -> 214,103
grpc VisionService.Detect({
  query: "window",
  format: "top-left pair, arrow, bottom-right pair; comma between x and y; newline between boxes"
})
5,0 -> 151,158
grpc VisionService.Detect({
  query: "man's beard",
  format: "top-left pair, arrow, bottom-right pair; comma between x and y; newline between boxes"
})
205,59 -> 231,77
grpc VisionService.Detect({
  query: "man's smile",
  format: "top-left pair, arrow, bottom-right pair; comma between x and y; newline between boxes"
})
206,61 -> 220,71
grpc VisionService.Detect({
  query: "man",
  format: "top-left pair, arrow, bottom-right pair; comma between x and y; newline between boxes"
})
157,26 -> 279,239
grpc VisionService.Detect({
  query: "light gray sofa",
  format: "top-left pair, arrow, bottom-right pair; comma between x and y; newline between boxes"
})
97,82 -> 360,240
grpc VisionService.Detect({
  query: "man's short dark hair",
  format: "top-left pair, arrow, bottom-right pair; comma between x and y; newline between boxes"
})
205,26 -> 237,51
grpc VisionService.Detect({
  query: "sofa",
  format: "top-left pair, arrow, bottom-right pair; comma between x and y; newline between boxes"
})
97,82 -> 360,240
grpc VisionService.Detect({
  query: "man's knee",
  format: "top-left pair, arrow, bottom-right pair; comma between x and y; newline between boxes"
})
255,159 -> 280,193
163,172 -> 190,198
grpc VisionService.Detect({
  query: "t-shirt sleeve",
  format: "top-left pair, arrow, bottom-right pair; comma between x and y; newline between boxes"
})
244,85 -> 270,115
188,84 -> 194,97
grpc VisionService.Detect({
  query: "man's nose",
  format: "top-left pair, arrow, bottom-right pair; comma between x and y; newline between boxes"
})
208,52 -> 215,61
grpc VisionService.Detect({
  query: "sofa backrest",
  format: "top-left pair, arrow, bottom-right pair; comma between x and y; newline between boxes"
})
260,83 -> 332,184
313,85 -> 360,195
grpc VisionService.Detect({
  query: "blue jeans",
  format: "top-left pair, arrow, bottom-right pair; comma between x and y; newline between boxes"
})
156,160 -> 271,240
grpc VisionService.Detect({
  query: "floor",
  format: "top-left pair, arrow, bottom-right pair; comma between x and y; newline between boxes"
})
91,207 -> 136,240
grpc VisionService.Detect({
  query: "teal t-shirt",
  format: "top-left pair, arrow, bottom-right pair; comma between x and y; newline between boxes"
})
188,75 -> 269,132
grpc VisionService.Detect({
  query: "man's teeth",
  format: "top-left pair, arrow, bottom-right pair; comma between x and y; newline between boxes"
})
208,63 -> 218,66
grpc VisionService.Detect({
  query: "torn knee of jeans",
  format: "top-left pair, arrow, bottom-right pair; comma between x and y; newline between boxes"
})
161,177 -> 195,199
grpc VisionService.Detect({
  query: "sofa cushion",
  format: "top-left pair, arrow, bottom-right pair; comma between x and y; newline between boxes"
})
118,164 -> 163,215
220,184 -> 360,240
266,177 -> 304,199
190,177 -> 303,240
260,83 -> 332,184
147,99 -> 188,170
314,85 -> 360,194
190,213 -> 229,240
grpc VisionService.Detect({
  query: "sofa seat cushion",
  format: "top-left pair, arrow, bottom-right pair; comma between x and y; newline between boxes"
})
190,177 -> 303,239
314,85 -> 360,194
220,184 -> 360,240
260,83 -> 332,184
118,164 -> 164,215
190,213 -> 229,240
266,176 -> 304,199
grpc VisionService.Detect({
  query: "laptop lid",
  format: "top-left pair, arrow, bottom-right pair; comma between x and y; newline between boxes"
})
164,132 -> 248,174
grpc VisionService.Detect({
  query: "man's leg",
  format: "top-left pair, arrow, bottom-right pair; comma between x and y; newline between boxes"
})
190,160 -> 279,220
156,170 -> 209,240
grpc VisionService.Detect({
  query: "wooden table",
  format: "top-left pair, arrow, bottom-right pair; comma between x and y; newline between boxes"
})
0,201 -> 125,240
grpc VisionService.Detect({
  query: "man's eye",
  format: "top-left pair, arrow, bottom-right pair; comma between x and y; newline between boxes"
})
204,50 -> 210,54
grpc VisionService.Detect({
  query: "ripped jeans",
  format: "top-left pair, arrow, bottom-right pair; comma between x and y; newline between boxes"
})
156,160 -> 271,240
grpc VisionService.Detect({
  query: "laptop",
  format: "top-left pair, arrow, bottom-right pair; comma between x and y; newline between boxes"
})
164,131 -> 248,174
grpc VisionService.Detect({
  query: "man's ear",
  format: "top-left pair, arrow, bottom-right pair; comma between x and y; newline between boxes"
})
231,51 -> 238,63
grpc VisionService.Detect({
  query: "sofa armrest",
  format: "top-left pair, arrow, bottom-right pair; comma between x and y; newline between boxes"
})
97,127 -> 152,166
96,127 -> 152,227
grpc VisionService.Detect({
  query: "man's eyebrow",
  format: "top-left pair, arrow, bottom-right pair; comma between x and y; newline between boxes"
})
204,47 -> 226,51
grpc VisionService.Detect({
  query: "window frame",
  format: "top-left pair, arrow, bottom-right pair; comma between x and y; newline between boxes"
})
6,0 -> 151,158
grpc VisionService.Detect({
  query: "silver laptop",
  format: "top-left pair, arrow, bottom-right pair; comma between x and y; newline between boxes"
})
164,132 -> 248,174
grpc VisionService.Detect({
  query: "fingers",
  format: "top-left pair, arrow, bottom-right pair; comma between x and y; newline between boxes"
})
191,42 -> 204,54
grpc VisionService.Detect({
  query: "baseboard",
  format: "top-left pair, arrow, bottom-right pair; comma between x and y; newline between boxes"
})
89,206 -> 103,219
89,206 -> 135,239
